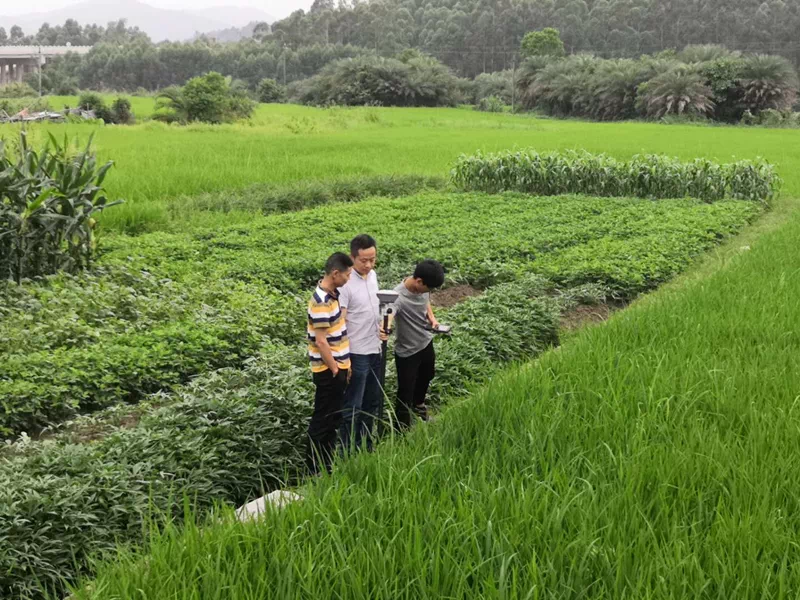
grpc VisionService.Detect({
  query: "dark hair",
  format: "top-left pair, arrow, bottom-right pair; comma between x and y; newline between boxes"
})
413,259 -> 445,289
350,234 -> 377,257
325,252 -> 354,274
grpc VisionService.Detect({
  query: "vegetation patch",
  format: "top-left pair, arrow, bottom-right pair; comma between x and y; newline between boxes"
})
452,149 -> 781,203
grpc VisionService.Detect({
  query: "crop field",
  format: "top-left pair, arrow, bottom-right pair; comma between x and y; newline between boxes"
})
1,105 -> 799,599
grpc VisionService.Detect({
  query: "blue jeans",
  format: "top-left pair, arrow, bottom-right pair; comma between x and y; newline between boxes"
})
339,353 -> 383,452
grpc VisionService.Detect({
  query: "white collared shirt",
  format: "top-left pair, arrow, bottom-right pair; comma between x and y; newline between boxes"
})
338,269 -> 381,355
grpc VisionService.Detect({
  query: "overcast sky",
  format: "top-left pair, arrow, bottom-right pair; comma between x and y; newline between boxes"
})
1,0 -> 313,18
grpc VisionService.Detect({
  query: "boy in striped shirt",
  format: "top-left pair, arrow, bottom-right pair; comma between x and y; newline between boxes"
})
306,252 -> 353,474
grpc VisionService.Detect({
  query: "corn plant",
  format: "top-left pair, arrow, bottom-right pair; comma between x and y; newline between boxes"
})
0,132 -> 123,284
451,148 -> 781,204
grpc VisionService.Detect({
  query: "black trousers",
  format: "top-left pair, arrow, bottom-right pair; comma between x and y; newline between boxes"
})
395,341 -> 435,431
306,368 -> 348,474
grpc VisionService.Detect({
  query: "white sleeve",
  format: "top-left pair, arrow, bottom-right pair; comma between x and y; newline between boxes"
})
339,284 -> 350,309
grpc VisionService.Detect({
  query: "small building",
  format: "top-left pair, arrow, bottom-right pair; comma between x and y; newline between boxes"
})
0,45 -> 92,85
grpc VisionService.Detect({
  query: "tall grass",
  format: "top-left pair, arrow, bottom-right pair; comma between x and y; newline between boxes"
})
74,198 -> 800,599
3,105 -> 800,233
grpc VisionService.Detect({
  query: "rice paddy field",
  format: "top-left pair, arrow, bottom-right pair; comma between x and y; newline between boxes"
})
1,104 -> 800,599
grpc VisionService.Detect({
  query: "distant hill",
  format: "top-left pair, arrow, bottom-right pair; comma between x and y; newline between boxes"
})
198,21 -> 264,43
0,0 -> 274,42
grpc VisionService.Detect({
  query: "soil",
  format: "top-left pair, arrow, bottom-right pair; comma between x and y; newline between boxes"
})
431,284 -> 481,308
560,303 -> 619,331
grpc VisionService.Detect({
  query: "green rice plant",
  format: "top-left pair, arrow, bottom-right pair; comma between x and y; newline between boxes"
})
0,132 -> 123,283
451,149 -> 781,204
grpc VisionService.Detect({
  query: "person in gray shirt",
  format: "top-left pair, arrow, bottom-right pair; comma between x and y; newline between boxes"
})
392,259 -> 445,430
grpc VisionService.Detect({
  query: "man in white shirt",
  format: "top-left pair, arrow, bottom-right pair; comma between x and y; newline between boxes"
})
338,234 -> 385,452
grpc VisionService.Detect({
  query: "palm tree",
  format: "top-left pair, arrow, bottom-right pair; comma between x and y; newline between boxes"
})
516,55 -> 556,110
738,54 -> 799,113
526,54 -> 598,116
678,44 -> 740,64
155,86 -> 189,123
637,67 -> 715,119
589,59 -> 649,120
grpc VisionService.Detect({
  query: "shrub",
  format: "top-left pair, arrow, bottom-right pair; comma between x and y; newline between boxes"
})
637,67 -> 715,119
156,72 -> 255,124
698,56 -> 747,122
472,70 -> 514,104
0,82 -> 37,98
295,55 -> 460,107
111,97 -> 134,124
451,149 -> 781,203
474,95 -> 506,112
738,54 -> 799,113
257,77 -> 286,103
0,132 -> 123,284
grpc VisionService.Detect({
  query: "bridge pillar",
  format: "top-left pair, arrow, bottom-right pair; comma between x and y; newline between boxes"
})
0,60 -> 6,86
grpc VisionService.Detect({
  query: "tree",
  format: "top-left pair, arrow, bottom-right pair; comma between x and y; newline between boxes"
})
257,78 -> 285,103
0,28 -> 8,45
637,68 -> 715,119
521,28 -> 566,58
738,54 -> 799,113
157,72 -> 255,124
9,26 -> 24,43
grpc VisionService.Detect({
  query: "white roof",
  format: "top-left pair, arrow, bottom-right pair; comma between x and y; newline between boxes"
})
0,46 -> 92,58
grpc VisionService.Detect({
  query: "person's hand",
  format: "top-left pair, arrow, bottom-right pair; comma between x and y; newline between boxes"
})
429,318 -> 440,331
331,365 -> 340,378
379,327 -> 389,342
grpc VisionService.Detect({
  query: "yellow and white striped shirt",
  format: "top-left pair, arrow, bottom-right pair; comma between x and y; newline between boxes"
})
307,284 -> 351,373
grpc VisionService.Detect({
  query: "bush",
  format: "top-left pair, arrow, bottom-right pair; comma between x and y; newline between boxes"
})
738,54 -> 799,113
472,70 -> 514,104
257,77 -> 286,103
0,132 -> 123,284
474,95 -> 506,112
111,97 -> 134,124
295,55 -> 460,107
636,67 -> 715,119
451,149 -> 781,203
0,82 -> 37,98
156,72 -> 255,124
0,97 -> 50,115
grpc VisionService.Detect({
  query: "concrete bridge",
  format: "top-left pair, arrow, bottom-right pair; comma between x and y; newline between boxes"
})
0,45 -> 92,85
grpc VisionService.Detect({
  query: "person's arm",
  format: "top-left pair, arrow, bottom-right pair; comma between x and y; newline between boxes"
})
315,329 -> 340,375
426,302 -> 439,330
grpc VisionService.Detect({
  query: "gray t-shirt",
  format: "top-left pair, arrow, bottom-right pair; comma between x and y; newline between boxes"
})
393,281 -> 433,358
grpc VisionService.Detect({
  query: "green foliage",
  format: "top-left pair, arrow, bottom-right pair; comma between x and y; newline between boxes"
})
698,56 -> 747,121
170,174 -> 447,216
521,27 -> 566,58
0,273 -> 564,600
257,78 -> 286,103
110,97 -> 134,124
0,192 -> 759,438
472,70 -> 514,104
636,67 -> 715,119
156,72 -> 255,124
78,92 -> 135,124
738,54 -> 799,113
0,82 -> 37,98
678,44 -> 740,63
0,97 -> 50,115
451,149 -> 781,203
295,55 -> 460,107
474,95 -> 505,113
0,132 -> 123,284
75,199 -> 800,600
